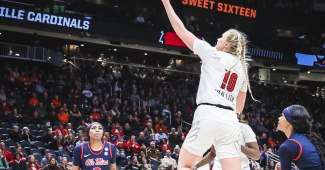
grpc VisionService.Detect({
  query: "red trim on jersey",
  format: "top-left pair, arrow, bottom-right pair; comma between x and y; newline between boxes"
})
288,139 -> 303,160
87,141 -> 105,155
109,142 -> 112,158
80,143 -> 84,160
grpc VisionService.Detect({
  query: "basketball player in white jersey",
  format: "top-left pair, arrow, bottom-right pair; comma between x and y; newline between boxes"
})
193,120 -> 260,170
161,0 -> 257,169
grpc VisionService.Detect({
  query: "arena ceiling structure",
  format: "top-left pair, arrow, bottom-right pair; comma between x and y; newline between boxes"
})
1,0 -> 325,86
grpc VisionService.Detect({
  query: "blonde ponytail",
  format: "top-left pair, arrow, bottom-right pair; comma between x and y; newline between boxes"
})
226,29 -> 259,102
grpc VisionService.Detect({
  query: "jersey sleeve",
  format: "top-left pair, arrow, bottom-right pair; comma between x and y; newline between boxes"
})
193,39 -> 219,63
239,78 -> 248,92
110,144 -> 117,164
241,124 -> 256,143
279,142 -> 298,170
73,144 -> 82,166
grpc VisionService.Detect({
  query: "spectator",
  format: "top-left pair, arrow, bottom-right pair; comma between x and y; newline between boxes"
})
137,150 -> 148,163
155,120 -> 168,134
89,107 -> 101,122
168,127 -> 180,147
58,156 -> 70,170
136,131 -> 149,147
42,157 -> 62,170
0,148 -> 9,169
171,110 -> 182,129
111,123 -> 124,137
126,135 -> 141,156
0,142 -> 13,163
79,98 -> 91,118
144,121 -> 155,135
123,123 -> 133,139
171,145 -> 180,163
10,125 -> 22,142
42,127 -> 54,144
49,132 -> 64,150
159,149 -> 177,170
10,108 -> 23,124
51,95 -> 62,108
54,124 -> 67,137
69,104 -> 81,128
155,128 -> 168,143
28,93 -> 40,108
66,123 -> 75,135
0,101 -> 11,117
146,141 -> 161,161
140,157 -> 152,170
124,156 -> 141,170
159,141 -> 171,158
114,135 -> 127,150
75,133 -> 86,146
29,110 -> 43,125
41,151 -> 51,167
10,152 -> 27,170
64,133 -> 76,157
14,144 -> 26,161
57,108 -> 69,124
27,155 -> 41,170
116,149 -> 128,168
35,102 -> 47,119
21,127 -> 34,142
103,131 -> 112,143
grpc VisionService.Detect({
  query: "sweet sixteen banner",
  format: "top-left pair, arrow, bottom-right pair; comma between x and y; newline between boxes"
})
181,0 -> 257,18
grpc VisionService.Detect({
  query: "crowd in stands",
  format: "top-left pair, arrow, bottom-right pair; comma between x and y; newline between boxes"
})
0,59 -> 324,170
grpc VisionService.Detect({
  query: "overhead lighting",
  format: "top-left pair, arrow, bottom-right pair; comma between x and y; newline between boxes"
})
298,35 -> 306,39
80,44 -> 84,47
307,70 -> 311,74
272,68 -> 276,71
144,53 -> 148,55
113,49 -> 117,51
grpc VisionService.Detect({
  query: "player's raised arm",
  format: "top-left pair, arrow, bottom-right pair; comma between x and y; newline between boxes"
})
161,0 -> 197,51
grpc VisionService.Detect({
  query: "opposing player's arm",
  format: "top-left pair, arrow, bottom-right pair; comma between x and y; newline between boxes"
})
193,146 -> 216,169
241,141 -> 260,160
110,144 -> 117,170
110,163 -> 117,170
162,0 -> 198,51
72,145 -> 82,170
236,91 -> 247,113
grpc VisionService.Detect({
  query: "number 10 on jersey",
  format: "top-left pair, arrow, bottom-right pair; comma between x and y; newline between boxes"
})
221,71 -> 238,92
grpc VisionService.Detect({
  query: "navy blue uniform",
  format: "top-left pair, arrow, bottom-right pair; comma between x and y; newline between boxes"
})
279,133 -> 323,170
73,141 -> 117,170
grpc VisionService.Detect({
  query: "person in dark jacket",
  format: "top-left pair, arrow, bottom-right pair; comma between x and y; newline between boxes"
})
10,152 -> 27,170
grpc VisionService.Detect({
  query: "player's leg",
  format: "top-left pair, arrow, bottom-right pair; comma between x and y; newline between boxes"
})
214,121 -> 242,170
178,147 -> 201,170
219,157 -> 241,170
179,106 -> 220,169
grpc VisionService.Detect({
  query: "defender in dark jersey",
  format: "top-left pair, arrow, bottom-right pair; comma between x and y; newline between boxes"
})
277,105 -> 324,170
73,122 -> 117,170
